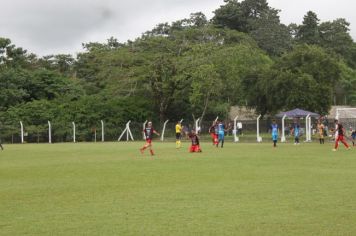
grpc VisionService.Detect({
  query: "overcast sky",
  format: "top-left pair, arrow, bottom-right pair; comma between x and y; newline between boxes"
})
1,0 -> 355,56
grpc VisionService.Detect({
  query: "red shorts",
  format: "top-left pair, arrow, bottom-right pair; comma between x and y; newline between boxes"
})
145,139 -> 152,144
211,134 -> 218,144
190,145 -> 201,152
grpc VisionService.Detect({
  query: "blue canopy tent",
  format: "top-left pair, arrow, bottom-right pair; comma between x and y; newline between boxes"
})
276,108 -> 320,143
276,108 -> 320,118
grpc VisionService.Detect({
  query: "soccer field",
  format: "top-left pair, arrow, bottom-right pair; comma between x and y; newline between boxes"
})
1,142 -> 355,235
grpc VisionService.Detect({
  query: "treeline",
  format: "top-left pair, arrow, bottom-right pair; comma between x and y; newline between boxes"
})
1,0 -> 356,138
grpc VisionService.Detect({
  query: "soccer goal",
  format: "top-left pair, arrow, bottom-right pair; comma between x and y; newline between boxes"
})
336,108 -> 356,131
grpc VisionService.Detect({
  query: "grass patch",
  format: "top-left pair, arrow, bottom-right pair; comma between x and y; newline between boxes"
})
1,142 -> 355,235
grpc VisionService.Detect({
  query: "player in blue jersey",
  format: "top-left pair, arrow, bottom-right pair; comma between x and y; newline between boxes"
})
350,127 -> 355,146
217,121 -> 226,148
270,119 -> 279,147
291,119 -> 301,145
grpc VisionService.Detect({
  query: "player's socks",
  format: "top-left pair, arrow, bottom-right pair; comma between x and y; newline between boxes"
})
141,146 -> 148,154
221,140 -> 224,148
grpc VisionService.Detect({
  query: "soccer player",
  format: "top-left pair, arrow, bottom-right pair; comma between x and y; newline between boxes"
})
208,121 -> 218,145
0,140 -> 3,150
351,128 -> 356,146
217,121 -> 226,148
237,122 -> 243,135
271,119 -> 279,147
140,121 -> 160,156
317,120 -> 325,144
188,130 -> 202,153
175,121 -> 183,149
291,119 -> 301,145
332,120 -> 350,151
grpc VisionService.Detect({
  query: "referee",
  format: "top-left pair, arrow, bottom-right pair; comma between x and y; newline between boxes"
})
175,121 -> 183,149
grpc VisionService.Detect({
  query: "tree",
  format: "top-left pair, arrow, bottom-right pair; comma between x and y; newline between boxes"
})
146,54 -> 180,122
338,62 -> 356,105
270,71 -> 331,114
28,69 -> 83,100
241,69 -> 272,116
276,44 -> 341,86
269,45 -> 343,114
213,0 -> 279,32
249,10 -> 292,56
0,68 -> 30,110
189,63 -> 222,122
296,11 -> 320,44
0,37 -> 31,69
319,19 -> 354,63
213,43 -> 272,107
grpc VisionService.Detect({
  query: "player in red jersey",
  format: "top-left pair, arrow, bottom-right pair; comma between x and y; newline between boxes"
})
188,130 -> 202,153
208,121 -> 218,145
140,121 -> 160,156
333,120 -> 350,151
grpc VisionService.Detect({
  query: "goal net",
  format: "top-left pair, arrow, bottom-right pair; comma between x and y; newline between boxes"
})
336,108 -> 356,133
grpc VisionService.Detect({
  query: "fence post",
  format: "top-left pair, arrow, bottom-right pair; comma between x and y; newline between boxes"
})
233,116 -> 239,142
48,121 -> 52,144
101,120 -> 104,142
72,122 -> 76,143
257,115 -> 262,142
281,115 -> 286,142
118,121 -> 134,141
20,121 -> 24,144
143,120 -> 147,140
305,115 -> 310,142
308,116 -> 312,142
128,121 -> 134,141
195,118 -> 200,133
161,119 -> 169,141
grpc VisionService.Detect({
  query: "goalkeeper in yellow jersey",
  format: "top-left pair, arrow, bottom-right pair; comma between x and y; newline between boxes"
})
175,121 -> 183,148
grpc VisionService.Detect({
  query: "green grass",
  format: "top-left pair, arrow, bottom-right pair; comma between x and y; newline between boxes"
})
1,141 -> 355,235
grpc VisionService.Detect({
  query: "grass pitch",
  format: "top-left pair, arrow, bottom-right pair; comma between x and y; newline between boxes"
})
1,141 -> 356,235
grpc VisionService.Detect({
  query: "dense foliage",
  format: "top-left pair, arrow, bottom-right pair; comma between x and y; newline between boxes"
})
1,0 -> 356,140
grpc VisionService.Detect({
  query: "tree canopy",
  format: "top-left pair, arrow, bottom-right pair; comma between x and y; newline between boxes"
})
1,0 -> 356,140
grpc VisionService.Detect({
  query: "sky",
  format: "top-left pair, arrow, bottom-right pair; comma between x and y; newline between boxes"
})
1,0 -> 355,56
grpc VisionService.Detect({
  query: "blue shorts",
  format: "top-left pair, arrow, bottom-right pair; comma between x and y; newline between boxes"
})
272,134 -> 278,141
218,132 -> 224,140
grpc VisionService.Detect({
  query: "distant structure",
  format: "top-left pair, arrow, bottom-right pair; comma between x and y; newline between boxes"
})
229,106 -> 257,120
328,106 -> 352,119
